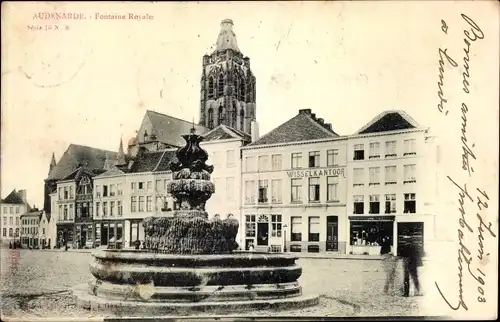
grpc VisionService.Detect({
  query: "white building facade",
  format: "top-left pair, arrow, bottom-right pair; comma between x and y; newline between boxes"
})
1,189 -> 30,245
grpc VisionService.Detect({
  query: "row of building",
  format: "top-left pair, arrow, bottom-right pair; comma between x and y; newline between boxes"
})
1,19 -> 443,256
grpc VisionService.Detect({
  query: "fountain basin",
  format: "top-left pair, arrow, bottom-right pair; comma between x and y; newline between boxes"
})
73,249 -> 319,316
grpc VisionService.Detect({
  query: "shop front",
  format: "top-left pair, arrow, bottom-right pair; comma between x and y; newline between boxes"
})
128,219 -> 145,248
348,215 -> 395,255
56,223 -> 74,248
75,222 -> 94,248
95,220 -> 126,249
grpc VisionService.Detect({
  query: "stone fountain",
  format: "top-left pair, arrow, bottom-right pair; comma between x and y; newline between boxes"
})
72,128 -> 319,316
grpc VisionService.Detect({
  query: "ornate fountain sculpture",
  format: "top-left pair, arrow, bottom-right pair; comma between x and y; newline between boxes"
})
142,127 -> 239,254
72,128 -> 319,316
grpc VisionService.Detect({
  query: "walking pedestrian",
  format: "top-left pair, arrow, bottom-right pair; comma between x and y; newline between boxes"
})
380,236 -> 396,294
400,236 -> 423,297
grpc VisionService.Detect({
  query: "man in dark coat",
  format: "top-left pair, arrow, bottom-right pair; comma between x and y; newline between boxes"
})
400,237 -> 423,297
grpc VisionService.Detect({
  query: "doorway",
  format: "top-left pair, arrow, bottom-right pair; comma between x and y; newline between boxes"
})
257,222 -> 269,246
397,222 -> 424,256
326,216 -> 338,251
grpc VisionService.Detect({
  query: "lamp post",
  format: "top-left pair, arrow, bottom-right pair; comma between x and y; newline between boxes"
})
283,224 -> 288,252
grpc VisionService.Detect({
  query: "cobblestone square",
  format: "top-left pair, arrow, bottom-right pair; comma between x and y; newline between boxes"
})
1,249 -> 432,319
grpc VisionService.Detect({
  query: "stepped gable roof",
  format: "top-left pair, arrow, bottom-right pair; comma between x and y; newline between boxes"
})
248,109 -> 339,146
203,124 -> 251,142
1,190 -> 25,204
356,110 -> 419,135
47,144 -> 117,181
128,149 -> 177,173
144,110 -> 209,147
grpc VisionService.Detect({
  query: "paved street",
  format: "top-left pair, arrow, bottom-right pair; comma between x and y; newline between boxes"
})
1,248 -> 433,319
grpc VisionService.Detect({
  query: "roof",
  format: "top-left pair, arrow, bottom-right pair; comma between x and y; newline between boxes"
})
144,110 -> 209,147
356,110 -> 419,135
59,166 -> 105,182
47,144 -> 118,181
248,109 -> 339,146
128,149 -> 177,173
20,210 -> 43,218
95,167 -> 126,178
1,190 -> 25,204
203,124 -> 251,142
215,19 -> 240,53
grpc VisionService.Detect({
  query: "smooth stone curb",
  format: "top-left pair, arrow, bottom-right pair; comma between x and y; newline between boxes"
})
72,283 -> 320,316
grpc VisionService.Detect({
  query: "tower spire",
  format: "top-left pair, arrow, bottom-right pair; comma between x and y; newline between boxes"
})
216,19 -> 240,53
49,152 -> 57,173
116,136 -> 126,166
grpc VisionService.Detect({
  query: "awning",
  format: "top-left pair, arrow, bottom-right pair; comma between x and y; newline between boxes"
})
349,215 -> 395,222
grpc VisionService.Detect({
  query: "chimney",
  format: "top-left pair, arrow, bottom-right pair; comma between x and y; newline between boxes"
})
311,113 -> 316,120
325,123 -> 333,131
251,121 -> 260,142
317,118 -> 324,125
298,109 -> 312,115
18,189 -> 27,203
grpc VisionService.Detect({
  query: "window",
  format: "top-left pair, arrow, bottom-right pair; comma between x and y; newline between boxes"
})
369,142 -> 380,158
308,177 -> 320,202
232,101 -> 238,128
138,182 -> 144,190
327,149 -> 338,166
69,186 -> 74,198
291,179 -> 302,202
385,194 -> 396,213
15,206 -> 19,214
2,228 -> 6,237
385,166 -> 397,184
155,180 -> 162,190
226,150 -> 235,167
258,155 -> 269,171
239,77 -> 246,101
9,228 -> 13,237
212,177 -> 221,201
353,168 -> 364,186
58,205 -> 62,220
308,217 -> 320,242
147,196 -> 153,211
116,200 -> 122,216
353,195 -> 364,214
245,215 -> 256,237
291,153 -> 302,169
103,185 -> 108,197
369,167 -> 380,185
131,182 -> 136,190
208,108 -> 214,128
102,202 -> 107,216
147,181 -> 152,190
369,195 -> 380,214
131,197 -> 137,212
139,196 -> 145,212
64,205 -> 68,220
271,214 -> 282,237
354,144 -> 364,160
218,106 -> 223,124
217,73 -> 224,97
208,77 -> 215,99
244,181 -> 256,204
2,216 -> 6,225
309,151 -> 320,168
239,109 -> 245,131
64,187 -> 69,200
226,177 -> 235,201
271,179 -> 282,203
271,154 -> 282,170
404,193 -> 416,213
403,164 -> 416,183
110,201 -> 115,216
110,184 -> 116,196
15,217 -> 19,225
258,180 -> 268,203
95,185 -> 101,197
245,156 -> 255,172
385,141 -> 397,157
58,187 -> 63,199
291,216 -> 302,241
404,139 -> 417,156
9,217 -> 13,225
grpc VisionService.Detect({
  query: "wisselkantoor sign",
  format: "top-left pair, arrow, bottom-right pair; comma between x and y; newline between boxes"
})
286,167 -> 346,178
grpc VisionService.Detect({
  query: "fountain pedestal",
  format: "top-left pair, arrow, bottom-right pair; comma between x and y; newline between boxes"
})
72,128 -> 319,316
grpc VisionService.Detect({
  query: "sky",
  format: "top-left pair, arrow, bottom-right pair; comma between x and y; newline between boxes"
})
1,1 -> 498,209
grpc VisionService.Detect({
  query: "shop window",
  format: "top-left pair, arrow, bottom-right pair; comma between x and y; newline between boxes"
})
271,214 -> 282,237
308,178 -> 320,202
350,221 -> 394,246
245,215 -> 256,237
385,141 -> 397,157
404,193 -> 416,213
291,179 -> 302,203
309,151 -> 320,168
290,244 -> 302,252
385,194 -> 396,213
369,142 -> 380,159
353,195 -> 364,214
369,195 -> 380,214
258,180 -> 268,203
327,149 -> 338,166
308,244 -> 320,253
308,216 -> 320,242
291,216 -> 302,241
291,152 -> 302,169
353,144 -> 364,160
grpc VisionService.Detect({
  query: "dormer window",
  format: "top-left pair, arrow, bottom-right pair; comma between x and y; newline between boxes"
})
143,131 -> 149,142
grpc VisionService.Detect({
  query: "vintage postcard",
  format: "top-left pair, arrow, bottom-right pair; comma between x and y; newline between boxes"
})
1,1 -> 498,321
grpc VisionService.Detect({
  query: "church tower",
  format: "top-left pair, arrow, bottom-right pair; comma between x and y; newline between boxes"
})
199,19 -> 256,135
